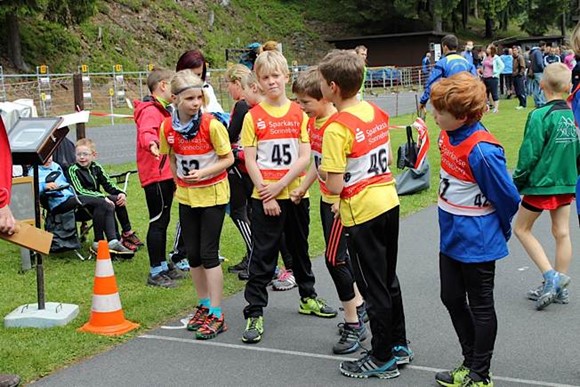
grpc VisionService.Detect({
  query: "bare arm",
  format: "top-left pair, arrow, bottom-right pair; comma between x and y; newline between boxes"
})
290,160 -> 317,203
325,172 -> 345,195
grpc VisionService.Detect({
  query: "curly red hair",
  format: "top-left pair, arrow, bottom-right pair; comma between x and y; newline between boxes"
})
431,73 -> 487,125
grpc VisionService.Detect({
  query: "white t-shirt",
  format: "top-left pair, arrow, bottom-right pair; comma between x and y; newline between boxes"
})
203,82 -> 224,113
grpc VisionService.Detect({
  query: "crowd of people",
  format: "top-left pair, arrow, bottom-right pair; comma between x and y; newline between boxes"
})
2,28 -> 580,386
421,37 -> 579,114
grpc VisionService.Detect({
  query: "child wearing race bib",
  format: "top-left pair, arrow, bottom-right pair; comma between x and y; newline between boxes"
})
290,67 -> 369,355
318,49 -> 411,380
240,50 -> 337,345
159,69 -> 234,340
431,72 -> 520,387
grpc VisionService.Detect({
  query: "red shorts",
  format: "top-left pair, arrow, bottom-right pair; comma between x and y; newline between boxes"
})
522,194 -> 575,212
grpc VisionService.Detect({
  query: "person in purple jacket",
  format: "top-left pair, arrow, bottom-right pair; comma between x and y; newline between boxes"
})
430,73 -> 521,387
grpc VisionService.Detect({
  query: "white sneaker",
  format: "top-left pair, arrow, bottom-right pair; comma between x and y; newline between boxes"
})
515,106 -> 525,110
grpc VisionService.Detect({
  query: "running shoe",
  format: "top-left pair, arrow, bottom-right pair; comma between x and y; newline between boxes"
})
108,239 -> 135,256
299,297 -> 338,318
435,364 -> 469,387
460,374 -> 494,387
147,273 -> 176,288
122,231 -> 144,246
186,305 -> 209,331
392,344 -> 414,365
536,272 -> 571,310
242,316 -> 264,344
272,269 -> 297,291
175,259 -> 190,271
527,283 -> 569,304
228,255 -> 248,274
196,314 -> 227,340
339,353 -> 399,379
162,268 -> 188,280
333,322 -> 367,354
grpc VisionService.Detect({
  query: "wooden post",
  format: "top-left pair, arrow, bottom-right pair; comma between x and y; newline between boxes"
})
73,73 -> 86,139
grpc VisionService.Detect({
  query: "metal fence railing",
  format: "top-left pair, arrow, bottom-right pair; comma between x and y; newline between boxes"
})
0,64 -> 428,122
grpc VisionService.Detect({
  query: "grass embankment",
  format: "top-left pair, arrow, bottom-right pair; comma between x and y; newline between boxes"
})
0,98 -> 528,383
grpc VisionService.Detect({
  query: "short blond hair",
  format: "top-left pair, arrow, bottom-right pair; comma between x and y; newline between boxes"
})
318,50 -> 365,99
76,138 -> 96,152
292,66 -> 323,100
225,64 -> 251,85
147,67 -> 174,93
542,63 -> 572,94
240,71 -> 259,90
254,50 -> 289,78
170,69 -> 208,107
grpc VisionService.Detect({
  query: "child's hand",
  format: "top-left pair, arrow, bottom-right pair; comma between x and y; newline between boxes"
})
45,182 -> 58,191
185,169 -> 206,183
115,193 -> 127,207
331,201 -> 340,219
149,141 -> 160,159
258,182 -> 282,202
263,199 -> 281,216
290,188 -> 304,204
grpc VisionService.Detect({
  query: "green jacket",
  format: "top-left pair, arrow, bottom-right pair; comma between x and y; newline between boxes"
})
513,100 -> 580,195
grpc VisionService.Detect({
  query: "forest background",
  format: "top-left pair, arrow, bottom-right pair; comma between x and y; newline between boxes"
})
0,0 -> 577,74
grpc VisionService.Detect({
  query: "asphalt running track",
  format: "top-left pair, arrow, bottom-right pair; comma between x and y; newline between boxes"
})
36,205 -> 580,386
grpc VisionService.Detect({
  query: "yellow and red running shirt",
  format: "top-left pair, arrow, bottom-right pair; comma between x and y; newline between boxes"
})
159,114 -> 231,207
308,115 -> 339,204
321,101 -> 398,227
241,101 -> 310,200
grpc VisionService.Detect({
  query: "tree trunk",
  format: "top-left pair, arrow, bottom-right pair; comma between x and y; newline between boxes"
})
462,0 -> 469,29
485,16 -> 494,38
5,13 -> 29,72
473,0 -> 478,19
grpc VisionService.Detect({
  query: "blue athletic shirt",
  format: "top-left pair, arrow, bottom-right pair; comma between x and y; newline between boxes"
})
420,52 -> 477,105
439,122 -> 521,263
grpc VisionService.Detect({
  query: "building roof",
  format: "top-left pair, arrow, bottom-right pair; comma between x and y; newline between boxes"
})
327,31 -> 450,43
494,35 -> 565,45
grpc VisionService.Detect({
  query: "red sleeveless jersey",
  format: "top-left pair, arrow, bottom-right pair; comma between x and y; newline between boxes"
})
249,102 -> 306,181
163,114 -> 227,188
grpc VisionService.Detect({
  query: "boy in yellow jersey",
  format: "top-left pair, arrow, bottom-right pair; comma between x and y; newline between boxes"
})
318,50 -> 411,379
290,67 -> 368,355
241,50 -> 337,344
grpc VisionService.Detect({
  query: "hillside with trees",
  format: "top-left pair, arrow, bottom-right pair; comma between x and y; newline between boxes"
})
0,0 -> 577,73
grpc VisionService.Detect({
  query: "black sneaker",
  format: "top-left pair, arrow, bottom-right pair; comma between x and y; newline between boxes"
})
238,270 -> 249,281
333,322 -> 367,354
228,255 -> 248,274
147,273 -> 177,288
163,268 -> 188,280
339,353 -> 400,379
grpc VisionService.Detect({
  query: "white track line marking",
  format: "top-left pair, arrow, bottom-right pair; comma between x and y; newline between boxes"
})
139,334 -> 578,387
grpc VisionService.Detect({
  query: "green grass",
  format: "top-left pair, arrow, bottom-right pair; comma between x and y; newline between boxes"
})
0,97 -> 529,383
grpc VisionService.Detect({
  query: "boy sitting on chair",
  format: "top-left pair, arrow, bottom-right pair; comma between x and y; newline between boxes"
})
68,138 -> 140,254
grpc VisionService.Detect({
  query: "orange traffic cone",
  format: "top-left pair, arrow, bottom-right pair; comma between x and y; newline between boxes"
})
79,240 -> 139,335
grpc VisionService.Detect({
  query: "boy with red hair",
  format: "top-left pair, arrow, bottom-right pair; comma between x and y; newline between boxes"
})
431,72 -> 520,387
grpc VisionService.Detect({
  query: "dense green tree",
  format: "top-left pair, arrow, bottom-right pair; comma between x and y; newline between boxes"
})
520,0 -> 570,35
0,0 -> 42,71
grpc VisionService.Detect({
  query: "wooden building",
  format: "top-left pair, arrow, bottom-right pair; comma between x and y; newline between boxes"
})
327,31 -> 450,67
